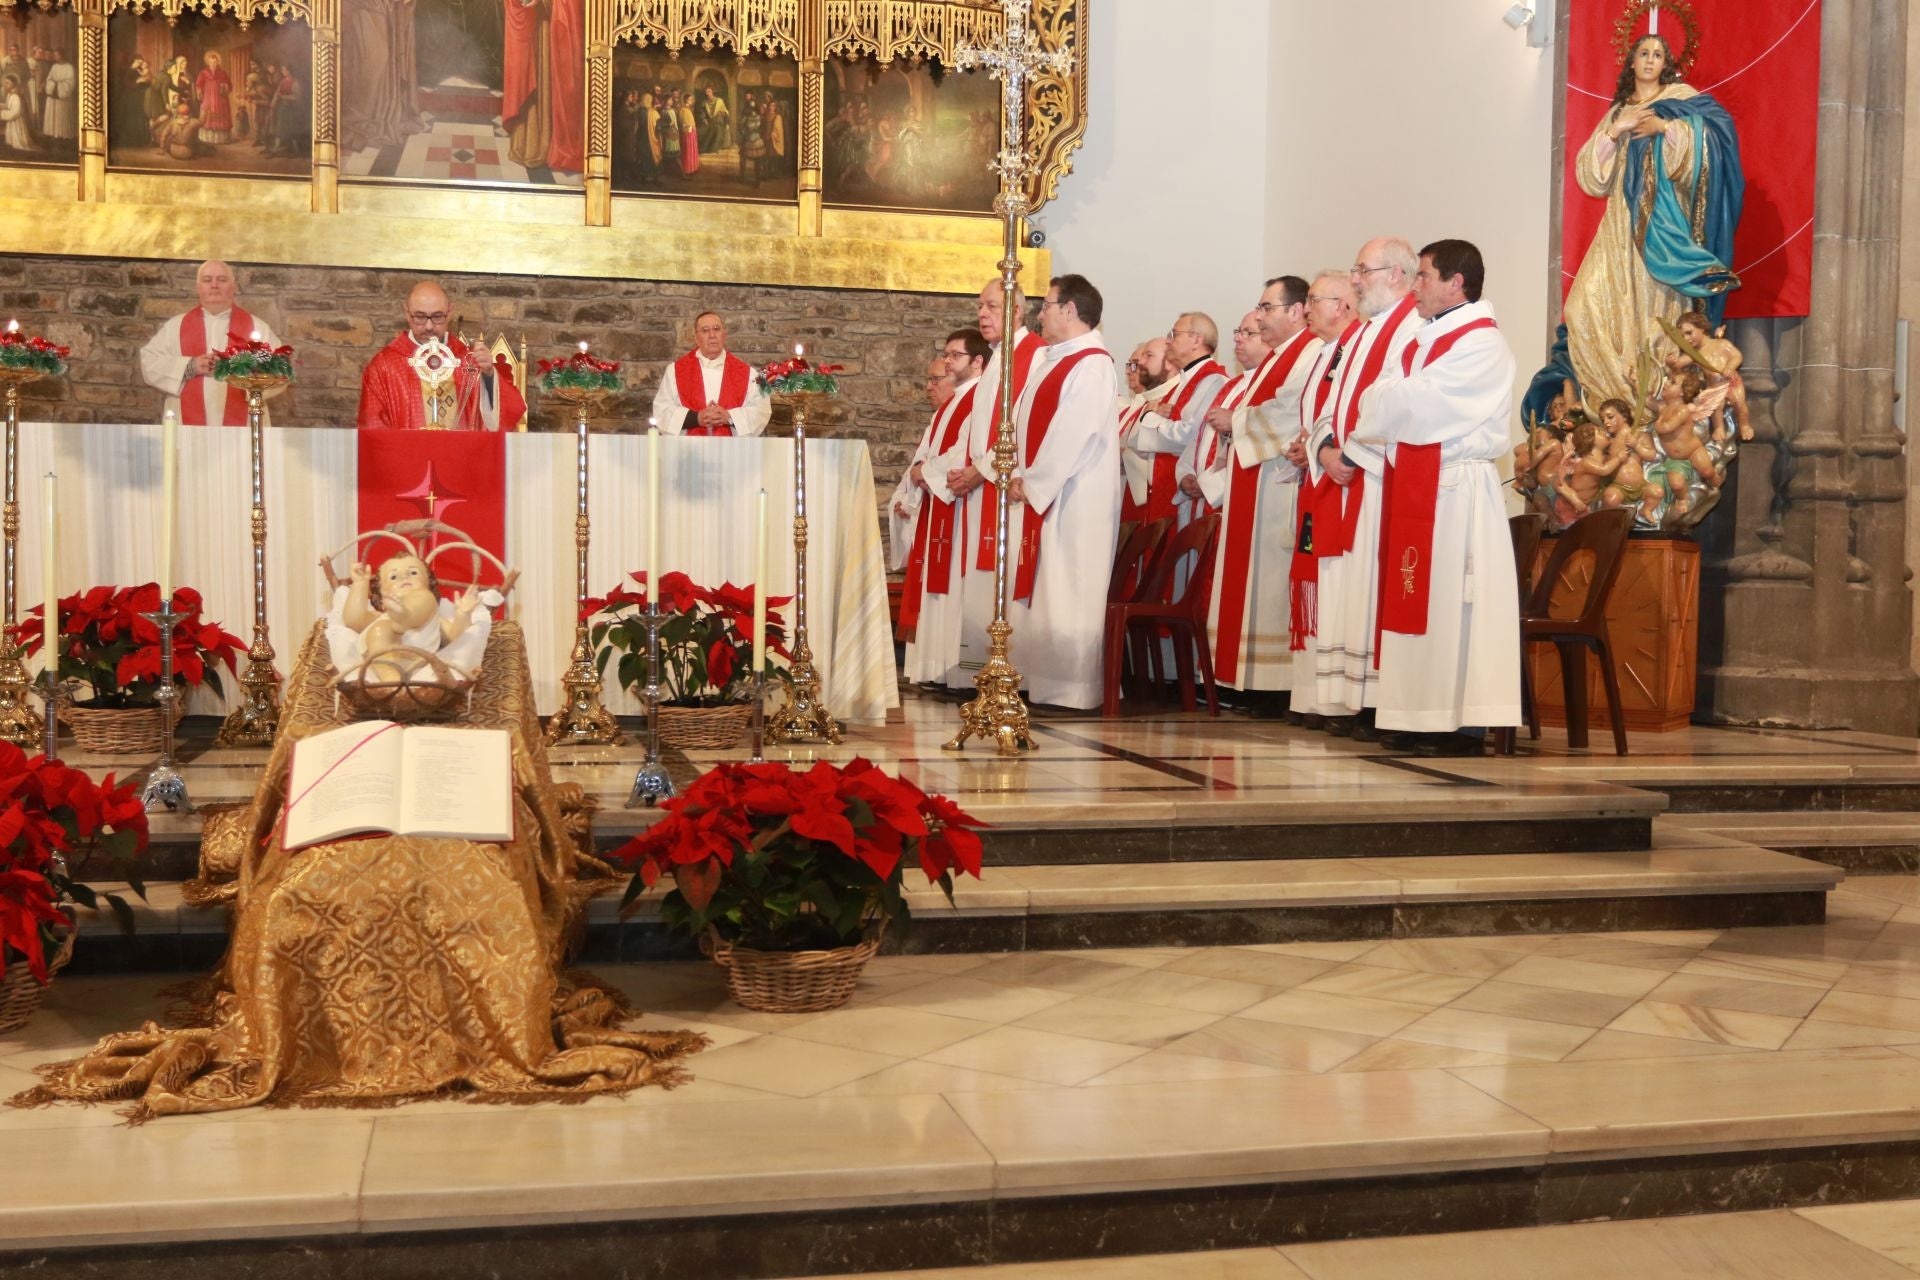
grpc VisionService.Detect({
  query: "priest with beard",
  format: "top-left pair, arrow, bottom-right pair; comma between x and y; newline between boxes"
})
1004,273 -> 1122,710
1114,336 -> 1175,524
934,278 -> 1047,691
138,259 -> 285,427
356,280 -> 526,430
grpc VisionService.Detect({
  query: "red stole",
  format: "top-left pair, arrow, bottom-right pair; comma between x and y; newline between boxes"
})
1012,348 -> 1110,605
973,330 -> 1047,571
178,305 -> 254,426
672,350 -> 753,436
1211,329 -> 1314,682
897,382 -> 979,637
1128,360 -> 1224,524
1315,294 -> 1418,560
1374,316 -> 1500,655
1289,337 -> 1350,649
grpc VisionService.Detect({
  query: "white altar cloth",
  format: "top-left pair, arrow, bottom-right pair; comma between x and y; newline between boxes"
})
16,425 -> 900,726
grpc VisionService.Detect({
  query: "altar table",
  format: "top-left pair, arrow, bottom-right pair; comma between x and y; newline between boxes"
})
16,425 -> 900,725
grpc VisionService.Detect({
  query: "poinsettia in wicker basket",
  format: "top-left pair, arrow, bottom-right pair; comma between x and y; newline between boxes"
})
584,570 -> 794,749
0,742 -> 148,1030
609,758 -> 985,1012
11,584 -> 245,754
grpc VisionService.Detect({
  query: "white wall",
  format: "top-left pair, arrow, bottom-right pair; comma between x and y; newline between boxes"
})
1042,0 -> 1556,414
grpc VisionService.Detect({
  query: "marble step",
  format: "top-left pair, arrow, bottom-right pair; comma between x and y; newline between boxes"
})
62,839 -> 1839,973
1667,812 -> 1920,874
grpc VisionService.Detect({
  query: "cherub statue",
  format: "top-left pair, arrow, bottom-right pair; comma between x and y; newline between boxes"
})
1643,368 -> 1720,524
1675,310 -> 1752,444
343,552 -> 480,679
1554,418 -> 1624,526
1597,398 -> 1655,513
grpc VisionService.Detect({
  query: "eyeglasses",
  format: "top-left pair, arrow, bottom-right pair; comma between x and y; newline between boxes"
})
1232,328 -> 1260,340
1039,298 -> 1065,311
1168,328 -> 1198,340
1124,360 -> 1141,370
1351,264 -> 1393,278
1306,294 -> 1344,305
407,311 -> 450,324
1254,301 -> 1299,314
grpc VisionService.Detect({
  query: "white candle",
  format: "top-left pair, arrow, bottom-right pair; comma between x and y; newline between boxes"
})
646,427 -> 661,609
249,329 -> 260,343
41,472 -> 55,672
159,410 -> 177,601
578,340 -> 589,354
752,488 -> 767,677
5,319 -> 16,335
795,343 -> 804,358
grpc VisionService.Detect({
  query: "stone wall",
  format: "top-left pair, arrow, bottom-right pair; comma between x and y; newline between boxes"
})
0,254 -> 969,537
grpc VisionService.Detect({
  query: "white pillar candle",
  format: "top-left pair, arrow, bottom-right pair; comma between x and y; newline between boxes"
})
752,488 -> 767,676
41,472 -> 55,670
159,409 -> 177,601
646,426 -> 661,608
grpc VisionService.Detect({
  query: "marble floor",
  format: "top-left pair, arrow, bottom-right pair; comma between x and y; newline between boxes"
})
801,1199 -> 1920,1278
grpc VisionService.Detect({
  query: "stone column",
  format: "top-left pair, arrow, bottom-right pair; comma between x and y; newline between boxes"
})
1697,0 -> 1919,732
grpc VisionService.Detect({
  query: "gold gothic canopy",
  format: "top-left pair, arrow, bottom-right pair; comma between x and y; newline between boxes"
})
0,0 -> 1084,292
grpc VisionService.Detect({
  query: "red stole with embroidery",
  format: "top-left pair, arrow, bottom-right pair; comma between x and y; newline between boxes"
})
897,382 -> 979,638
973,330 -> 1046,571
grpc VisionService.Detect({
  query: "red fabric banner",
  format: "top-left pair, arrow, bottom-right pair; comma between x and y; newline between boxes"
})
356,430 -> 510,587
1562,0 -> 1820,319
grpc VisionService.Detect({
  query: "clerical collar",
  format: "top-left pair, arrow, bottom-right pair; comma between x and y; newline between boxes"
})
1430,302 -> 1470,324
1181,355 -> 1211,373
698,350 -> 729,367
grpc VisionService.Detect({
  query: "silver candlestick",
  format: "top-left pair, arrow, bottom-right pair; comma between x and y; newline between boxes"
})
624,603 -> 675,807
139,601 -> 192,813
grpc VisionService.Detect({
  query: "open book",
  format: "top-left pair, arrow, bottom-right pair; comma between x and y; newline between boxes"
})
283,721 -> 513,851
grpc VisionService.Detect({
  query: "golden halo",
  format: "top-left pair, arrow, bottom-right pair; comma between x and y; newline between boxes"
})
1612,0 -> 1702,79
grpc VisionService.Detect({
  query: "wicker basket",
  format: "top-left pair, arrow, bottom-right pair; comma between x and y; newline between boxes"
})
60,700 -> 182,755
0,928 -> 74,1034
335,647 -> 475,723
704,920 -> 886,1013
657,701 -> 755,750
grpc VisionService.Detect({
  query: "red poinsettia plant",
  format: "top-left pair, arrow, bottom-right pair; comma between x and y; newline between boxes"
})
584,570 -> 794,706
209,336 -> 295,382
537,346 -> 624,394
0,742 -> 148,982
10,584 -> 245,710
758,354 -> 844,396
610,758 -> 984,950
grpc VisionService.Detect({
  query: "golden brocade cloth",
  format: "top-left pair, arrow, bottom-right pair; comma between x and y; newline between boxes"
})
13,622 -> 705,1122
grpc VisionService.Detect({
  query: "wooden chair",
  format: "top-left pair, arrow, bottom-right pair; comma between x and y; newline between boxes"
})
1497,513 -> 1548,755
1522,508 -> 1633,755
1101,518 -> 1171,717
1106,513 -> 1223,718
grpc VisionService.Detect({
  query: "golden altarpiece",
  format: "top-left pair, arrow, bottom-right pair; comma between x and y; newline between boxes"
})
0,0 -> 1084,292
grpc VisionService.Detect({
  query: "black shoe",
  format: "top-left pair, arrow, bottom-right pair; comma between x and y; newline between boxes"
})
1379,731 -> 1424,752
1283,709 -> 1305,726
1325,716 -> 1355,737
1416,732 -> 1487,757
1352,722 -> 1383,743
1302,713 -> 1325,730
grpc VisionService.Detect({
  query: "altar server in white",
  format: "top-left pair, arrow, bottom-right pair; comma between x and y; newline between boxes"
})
1285,271 -> 1360,719
138,259 -> 285,427
1006,274 -> 1122,709
937,279 -> 1047,690
1305,237 -> 1423,731
1204,277 -> 1322,701
898,330 -> 989,685
1351,239 -> 1520,753
888,353 -> 957,570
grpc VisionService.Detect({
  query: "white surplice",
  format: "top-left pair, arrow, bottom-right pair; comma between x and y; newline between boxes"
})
938,329 -> 1046,688
1304,295 -> 1422,713
138,309 -> 285,427
1116,377 -> 1175,510
1351,301 -> 1521,732
649,350 -> 772,437
1206,329 -> 1321,692
1007,330 -> 1122,708
1129,360 -> 1222,527
900,376 -> 982,685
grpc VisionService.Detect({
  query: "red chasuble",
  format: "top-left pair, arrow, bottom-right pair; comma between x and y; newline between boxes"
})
897,382 -> 980,638
178,305 -> 255,426
1373,316 -> 1500,653
1012,348 -> 1111,605
356,334 -> 527,430
671,350 -> 754,436
1209,328 -> 1314,683
973,329 -> 1048,571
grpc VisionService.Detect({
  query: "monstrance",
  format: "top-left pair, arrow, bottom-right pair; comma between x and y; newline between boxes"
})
408,337 -> 460,430
0,320 -> 67,747
944,0 -> 1073,758
212,336 -> 294,747
540,345 -> 623,747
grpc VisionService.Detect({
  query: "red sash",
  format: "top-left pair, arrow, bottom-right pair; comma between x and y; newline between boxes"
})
178,305 -> 254,426
1117,390 -> 1167,523
1211,330 -> 1314,682
1289,337 -> 1350,649
1013,348 -> 1111,604
1130,360 -> 1224,525
897,382 -> 979,637
973,330 -> 1046,571
1317,294 -> 1418,560
1374,315 -> 1500,656
673,350 -> 752,436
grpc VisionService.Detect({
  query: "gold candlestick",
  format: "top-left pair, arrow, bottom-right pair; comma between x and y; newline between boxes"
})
945,0 -> 1072,758
544,385 -> 622,746
215,373 -> 288,747
0,370 -> 46,747
766,391 -> 841,744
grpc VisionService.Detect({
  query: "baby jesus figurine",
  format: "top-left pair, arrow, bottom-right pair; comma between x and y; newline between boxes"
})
344,553 -> 480,680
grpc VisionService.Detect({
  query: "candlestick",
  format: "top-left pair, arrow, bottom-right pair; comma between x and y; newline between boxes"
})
40,471 -> 54,663
214,370 -> 289,746
0,349 -> 46,746
752,487 -> 768,676
646,426 -> 661,602
543,381 -> 621,746
159,409 -> 177,599
139,600 -> 192,813
765,394 -> 840,745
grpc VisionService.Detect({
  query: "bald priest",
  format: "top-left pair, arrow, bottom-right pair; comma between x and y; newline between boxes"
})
357,281 -> 527,430
139,259 -> 286,426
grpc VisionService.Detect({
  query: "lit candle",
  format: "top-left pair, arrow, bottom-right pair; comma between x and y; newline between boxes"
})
159,409 -> 177,601
578,340 -> 590,354
41,472 -> 55,671
249,329 -> 261,343
5,319 -> 16,335
752,488 -> 767,677
646,426 -> 661,610
795,343 -> 804,359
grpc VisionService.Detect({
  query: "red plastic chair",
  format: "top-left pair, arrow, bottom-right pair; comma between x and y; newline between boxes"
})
1106,513 -> 1222,717
1523,508 -> 1633,755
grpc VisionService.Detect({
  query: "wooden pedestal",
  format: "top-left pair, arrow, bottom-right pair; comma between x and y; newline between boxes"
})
1528,535 -> 1700,733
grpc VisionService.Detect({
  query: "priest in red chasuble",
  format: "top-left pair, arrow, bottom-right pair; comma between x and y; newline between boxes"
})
357,281 -> 526,430
650,310 -> 772,437
138,259 -> 285,426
